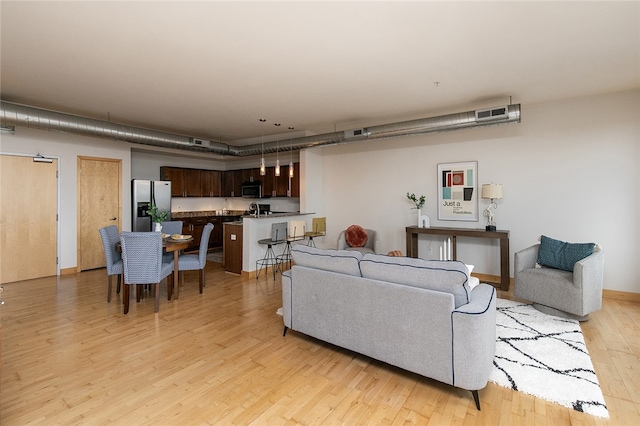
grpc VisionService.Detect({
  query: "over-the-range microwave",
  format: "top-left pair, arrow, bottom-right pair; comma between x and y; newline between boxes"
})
241,181 -> 262,198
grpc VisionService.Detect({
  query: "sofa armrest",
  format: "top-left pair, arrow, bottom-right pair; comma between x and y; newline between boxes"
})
573,248 -> 604,288
573,249 -> 604,314
336,231 -> 348,250
515,244 -> 539,273
451,284 -> 497,390
281,270 -> 292,328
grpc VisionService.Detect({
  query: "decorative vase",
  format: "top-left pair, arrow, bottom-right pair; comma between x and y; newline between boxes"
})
153,222 -> 162,232
417,208 -> 422,227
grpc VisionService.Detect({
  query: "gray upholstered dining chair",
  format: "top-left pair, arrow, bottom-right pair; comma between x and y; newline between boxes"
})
161,220 -> 184,262
119,231 -> 174,314
161,220 -> 183,235
177,222 -> 214,296
99,225 -> 123,303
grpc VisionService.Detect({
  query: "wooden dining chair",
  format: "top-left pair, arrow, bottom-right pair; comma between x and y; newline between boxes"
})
119,231 -> 174,314
99,225 -> 123,303
177,223 -> 214,296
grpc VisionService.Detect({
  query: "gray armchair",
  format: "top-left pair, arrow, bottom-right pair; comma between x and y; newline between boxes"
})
514,243 -> 604,321
337,228 -> 379,254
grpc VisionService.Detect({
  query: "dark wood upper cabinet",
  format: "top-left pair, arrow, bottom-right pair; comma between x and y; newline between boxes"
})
263,166 -> 275,197
222,169 -> 243,197
160,167 -> 186,197
201,170 -> 222,197
162,163 -> 299,198
242,168 -> 261,184
160,167 -> 202,197
290,162 -> 300,197
183,169 -> 202,197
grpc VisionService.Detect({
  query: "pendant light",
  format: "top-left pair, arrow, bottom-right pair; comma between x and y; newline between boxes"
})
274,123 -> 281,177
288,126 -> 295,178
259,118 -> 266,176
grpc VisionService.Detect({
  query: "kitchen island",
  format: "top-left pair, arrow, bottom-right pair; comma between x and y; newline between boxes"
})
241,212 -> 315,276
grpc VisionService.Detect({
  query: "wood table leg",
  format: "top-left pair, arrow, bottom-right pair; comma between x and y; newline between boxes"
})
173,250 -> 180,300
500,237 -> 510,291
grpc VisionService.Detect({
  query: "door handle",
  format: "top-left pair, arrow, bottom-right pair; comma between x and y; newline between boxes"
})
110,217 -> 117,221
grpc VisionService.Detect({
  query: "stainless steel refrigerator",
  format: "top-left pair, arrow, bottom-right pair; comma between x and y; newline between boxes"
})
132,179 -> 172,232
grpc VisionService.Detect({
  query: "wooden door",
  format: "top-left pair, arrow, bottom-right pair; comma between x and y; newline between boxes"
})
78,157 -> 121,271
0,155 -> 58,283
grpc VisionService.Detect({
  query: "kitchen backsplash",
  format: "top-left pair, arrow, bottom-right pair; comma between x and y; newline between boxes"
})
171,197 -> 300,213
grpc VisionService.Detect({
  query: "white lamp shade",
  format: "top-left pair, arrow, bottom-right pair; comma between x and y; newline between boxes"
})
481,183 -> 503,199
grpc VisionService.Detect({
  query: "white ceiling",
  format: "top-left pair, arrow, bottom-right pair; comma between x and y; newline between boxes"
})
1,1 -> 639,146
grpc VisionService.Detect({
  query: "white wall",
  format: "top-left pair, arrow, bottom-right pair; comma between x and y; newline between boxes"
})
302,90 -> 640,294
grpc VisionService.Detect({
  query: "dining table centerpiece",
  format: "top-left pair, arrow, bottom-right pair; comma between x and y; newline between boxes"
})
148,204 -> 168,232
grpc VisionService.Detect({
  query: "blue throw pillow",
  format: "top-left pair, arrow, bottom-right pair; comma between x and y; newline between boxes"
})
537,235 -> 596,272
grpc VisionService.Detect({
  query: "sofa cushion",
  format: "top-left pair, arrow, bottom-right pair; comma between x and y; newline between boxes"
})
345,225 -> 368,248
360,254 -> 471,307
291,244 -> 363,276
537,235 -> 596,272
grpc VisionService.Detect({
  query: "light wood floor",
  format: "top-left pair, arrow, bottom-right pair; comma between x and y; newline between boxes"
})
1,262 -> 639,425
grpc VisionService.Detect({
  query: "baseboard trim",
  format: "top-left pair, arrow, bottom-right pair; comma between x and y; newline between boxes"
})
473,273 -> 640,302
603,289 -> 640,303
60,267 -> 77,276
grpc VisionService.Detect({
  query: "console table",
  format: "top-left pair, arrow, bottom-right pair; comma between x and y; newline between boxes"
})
406,226 -> 510,291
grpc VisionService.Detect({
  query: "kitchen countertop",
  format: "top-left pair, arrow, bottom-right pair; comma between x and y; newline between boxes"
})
171,210 -> 245,219
173,211 -> 313,219
243,212 -> 314,219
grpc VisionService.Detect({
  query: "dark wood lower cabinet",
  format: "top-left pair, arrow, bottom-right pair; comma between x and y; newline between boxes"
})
181,216 -> 237,253
223,222 -> 243,274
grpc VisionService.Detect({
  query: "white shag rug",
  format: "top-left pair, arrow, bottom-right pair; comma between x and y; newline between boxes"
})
490,298 -> 609,418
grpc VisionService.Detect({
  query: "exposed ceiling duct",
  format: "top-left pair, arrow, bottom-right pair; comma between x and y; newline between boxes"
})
0,101 -> 521,156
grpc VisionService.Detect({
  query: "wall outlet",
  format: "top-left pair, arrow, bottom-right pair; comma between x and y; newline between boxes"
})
428,248 -> 433,254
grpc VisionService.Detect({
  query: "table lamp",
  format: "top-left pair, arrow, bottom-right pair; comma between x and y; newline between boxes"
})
481,183 -> 503,231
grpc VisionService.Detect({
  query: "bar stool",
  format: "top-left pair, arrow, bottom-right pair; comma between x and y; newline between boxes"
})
256,222 -> 288,280
305,217 -> 326,247
277,220 -> 306,271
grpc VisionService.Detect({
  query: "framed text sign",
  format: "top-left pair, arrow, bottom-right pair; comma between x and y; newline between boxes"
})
437,161 -> 478,221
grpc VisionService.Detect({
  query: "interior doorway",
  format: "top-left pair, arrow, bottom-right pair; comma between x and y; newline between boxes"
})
0,154 -> 58,283
77,156 -> 122,271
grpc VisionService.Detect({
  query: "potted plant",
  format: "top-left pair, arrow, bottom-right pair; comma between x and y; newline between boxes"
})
148,204 -> 168,232
406,192 -> 428,228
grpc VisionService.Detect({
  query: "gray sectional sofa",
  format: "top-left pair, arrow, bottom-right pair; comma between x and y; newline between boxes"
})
281,244 -> 497,410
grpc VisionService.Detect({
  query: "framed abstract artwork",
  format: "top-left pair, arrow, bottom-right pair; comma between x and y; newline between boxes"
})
437,161 -> 478,221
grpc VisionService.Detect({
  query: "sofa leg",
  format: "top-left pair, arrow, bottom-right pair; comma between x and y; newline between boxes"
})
283,326 -> 288,337
471,390 -> 480,410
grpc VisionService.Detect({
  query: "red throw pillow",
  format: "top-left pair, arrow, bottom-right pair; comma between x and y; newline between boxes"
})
345,225 -> 368,248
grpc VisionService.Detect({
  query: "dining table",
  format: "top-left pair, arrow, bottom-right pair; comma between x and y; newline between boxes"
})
116,235 -> 192,301
163,237 -> 193,300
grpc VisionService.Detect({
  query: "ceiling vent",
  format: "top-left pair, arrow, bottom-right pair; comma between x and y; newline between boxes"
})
475,106 -> 509,122
344,128 -> 369,139
190,138 -> 211,147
